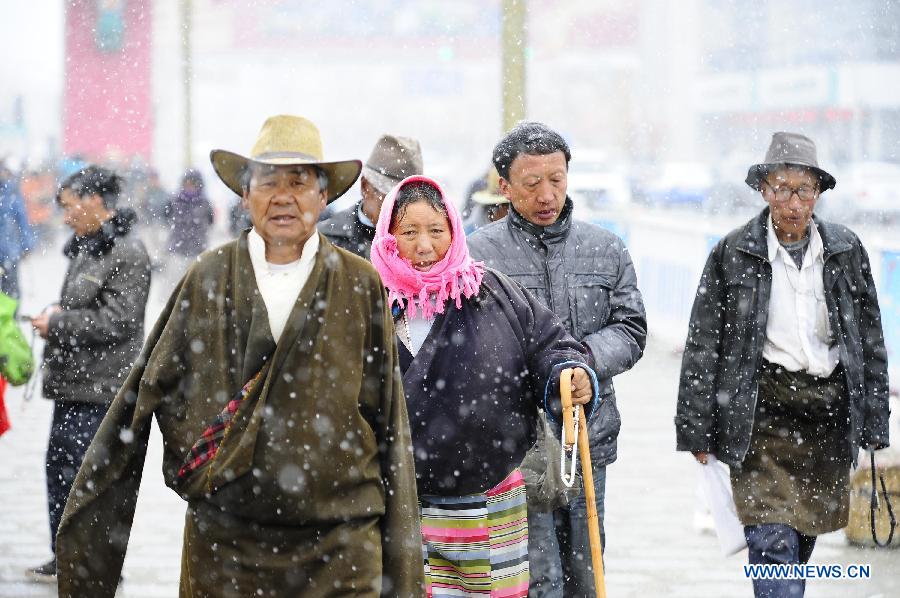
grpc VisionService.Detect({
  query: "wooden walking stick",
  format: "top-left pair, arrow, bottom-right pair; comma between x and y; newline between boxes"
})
560,368 -> 607,598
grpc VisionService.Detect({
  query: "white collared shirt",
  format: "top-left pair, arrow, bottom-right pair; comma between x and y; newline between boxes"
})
357,202 -> 375,228
762,215 -> 839,377
247,228 -> 319,342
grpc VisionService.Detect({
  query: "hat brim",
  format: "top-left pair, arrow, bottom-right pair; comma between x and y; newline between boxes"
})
361,166 -> 403,196
472,190 -> 509,205
210,149 -> 362,204
745,162 -> 836,192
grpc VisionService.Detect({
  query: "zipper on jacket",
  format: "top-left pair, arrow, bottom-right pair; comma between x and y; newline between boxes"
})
544,260 -> 555,312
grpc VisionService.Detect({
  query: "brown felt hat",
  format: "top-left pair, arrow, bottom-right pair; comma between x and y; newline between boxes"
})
210,115 -> 362,203
361,134 -> 424,195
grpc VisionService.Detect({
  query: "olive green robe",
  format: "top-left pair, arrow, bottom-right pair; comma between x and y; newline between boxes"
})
56,232 -> 424,597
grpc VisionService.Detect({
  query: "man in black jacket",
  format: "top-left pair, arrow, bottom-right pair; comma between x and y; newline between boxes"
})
676,132 -> 890,598
319,134 -> 422,259
468,122 -> 647,597
26,166 -> 151,583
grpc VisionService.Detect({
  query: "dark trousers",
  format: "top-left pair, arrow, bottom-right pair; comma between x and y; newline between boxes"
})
528,466 -> 606,598
45,400 -> 109,553
745,523 -> 817,598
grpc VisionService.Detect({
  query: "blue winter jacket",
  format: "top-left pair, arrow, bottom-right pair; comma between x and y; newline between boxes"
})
0,181 -> 34,263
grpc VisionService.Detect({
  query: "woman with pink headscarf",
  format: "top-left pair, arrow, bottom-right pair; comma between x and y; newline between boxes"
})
371,175 -> 599,597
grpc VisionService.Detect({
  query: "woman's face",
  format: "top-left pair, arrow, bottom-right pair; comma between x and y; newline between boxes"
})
390,201 -> 452,272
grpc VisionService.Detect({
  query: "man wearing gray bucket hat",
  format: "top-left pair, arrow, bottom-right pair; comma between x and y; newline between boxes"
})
55,115 -> 424,597
676,132 -> 890,598
319,134 -> 423,259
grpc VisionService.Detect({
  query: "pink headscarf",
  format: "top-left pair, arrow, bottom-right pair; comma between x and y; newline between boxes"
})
371,175 -> 484,320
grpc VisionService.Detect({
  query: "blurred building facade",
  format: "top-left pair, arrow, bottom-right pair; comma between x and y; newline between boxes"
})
150,0 -> 648,199
0,3 -> 63,165
64,0 -> 153,162
695,1 -> 900,167
5,1 -> 900,193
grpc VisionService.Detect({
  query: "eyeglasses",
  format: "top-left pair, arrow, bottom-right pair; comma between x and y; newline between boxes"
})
762,180 -> 819,202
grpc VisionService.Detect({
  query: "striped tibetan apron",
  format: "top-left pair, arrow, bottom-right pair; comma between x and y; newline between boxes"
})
419,469 -> 529,597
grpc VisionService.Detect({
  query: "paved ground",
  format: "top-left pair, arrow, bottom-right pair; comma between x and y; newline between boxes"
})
1,230 -> 897,597
604,346 -> 900,598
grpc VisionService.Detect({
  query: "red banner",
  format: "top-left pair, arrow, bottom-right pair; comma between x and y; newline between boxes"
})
63,0 -> 153,163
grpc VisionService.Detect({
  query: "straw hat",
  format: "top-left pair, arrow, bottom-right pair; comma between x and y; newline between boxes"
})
745,131 -> 836,192
471,167 -> 509,205
210,115 -> 362,203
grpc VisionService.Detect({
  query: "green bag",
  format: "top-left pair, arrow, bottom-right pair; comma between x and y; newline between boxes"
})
0,292 -> 34,386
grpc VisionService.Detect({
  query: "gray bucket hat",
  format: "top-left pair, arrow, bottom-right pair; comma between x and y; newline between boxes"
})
745,132 -> 836,192
362,134 -> 424,194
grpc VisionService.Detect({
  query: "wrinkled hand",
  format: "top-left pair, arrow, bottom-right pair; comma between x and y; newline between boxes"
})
31,305 -> 61,339
692,451 -> 709,465
570,367 -> 593,406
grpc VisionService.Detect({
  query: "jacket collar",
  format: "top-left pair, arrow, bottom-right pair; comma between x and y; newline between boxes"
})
247,226 -> 319,275
63,208 -> 137,258
507,197 -> 573,242
737,207 -> 853,262
815,214 -> 853,260
323,202 -> 373,240
765,213 -> 824,265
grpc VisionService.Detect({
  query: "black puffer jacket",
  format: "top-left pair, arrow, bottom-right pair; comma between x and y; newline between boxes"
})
318,202 -> 374,259
42,209 -> 151,404
468,199 -> 647,467
675,208 -> 890,466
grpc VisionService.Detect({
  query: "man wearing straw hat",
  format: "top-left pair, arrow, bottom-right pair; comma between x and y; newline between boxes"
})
55,115 -> 424,597
676,132 -> 890,598
462,167 -> 510,234
319,134 -> 423,259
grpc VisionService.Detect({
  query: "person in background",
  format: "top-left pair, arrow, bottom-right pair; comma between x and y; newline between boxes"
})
229,192 -> 253,236
165,168 -> 215,257
319,134 -> 423,259
468,122 -> 647,597
19,165 -> 59,247
26,166 -> 151,583
150,169 -> 215,304
460,167 -> 489,221
463,167 -> 509,234
370,175 -> 599,597
54,115 -> 423,597
0,289 -> 35,437
676,132 -> 890,598
131,168 -> 171,270
0,161 -> 35,300
142,168 -> 171,224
